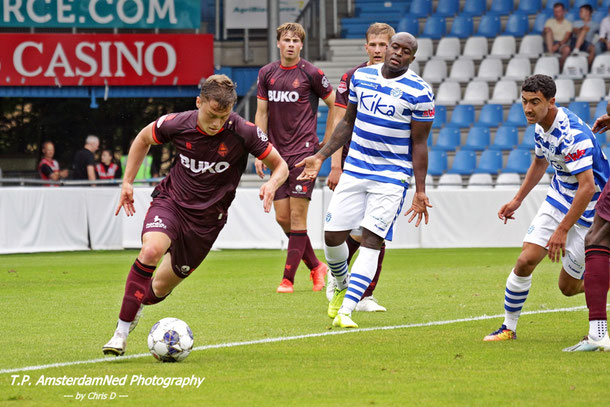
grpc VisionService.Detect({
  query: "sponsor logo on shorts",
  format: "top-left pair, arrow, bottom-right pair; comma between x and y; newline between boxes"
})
527,225 -> 535,234
372,215 -> 388,232
175,264 -> 192,276
294,184 -> 308,194
325,212 -> 332,222
179,154 -> 230,174
146,215 -> 167,229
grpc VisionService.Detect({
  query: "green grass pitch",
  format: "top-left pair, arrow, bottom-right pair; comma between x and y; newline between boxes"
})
1,248 -> 610,406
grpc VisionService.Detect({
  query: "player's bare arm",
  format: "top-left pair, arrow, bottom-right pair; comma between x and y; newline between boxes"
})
259,147 -> 289,212
319,92 -> 336,148
498,156 -> 548,224
546,169 -> 595,262
115,122 -> 157,216
404,119 -> 433,227
326,104 -> 346,190
296,102 -> 356,180
254,98 -> 270,178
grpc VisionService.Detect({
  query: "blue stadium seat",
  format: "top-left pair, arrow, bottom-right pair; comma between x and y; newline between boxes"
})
446,104 -> 475,128
397,16 -> 420,36
476,14 -> 501,37
433,127 -> 461,151
448,150 -> 477,174
488,0 -> 514,15
593,9 -> 606,24
503,149 -> 532,173
505,103 -> 528,127
591,100 -> 609,128
409,0 -> 433,17
573,0 -> 598,10
518,125 -> 536,150
448,15 -> 474,38
463,127 -> 491,151
432,105 -> 447,129
568,101 -> 591,124
319,158 -> 331,177
475,149 -> 503,174
490,126 -> 519,150
428,150 -> 448,176
421,16 -> 446,39
596,131 -> 607,147
515,0 -> 541,14
435,0 -> 460,16
532,10 -> 552,34
475,104 -> 504,127
504,13 -> 529,36
462,0 -> 486,16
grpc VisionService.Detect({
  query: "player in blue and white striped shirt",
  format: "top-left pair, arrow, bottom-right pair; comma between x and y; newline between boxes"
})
484,74 -> 609,342
297,32 -> 434,328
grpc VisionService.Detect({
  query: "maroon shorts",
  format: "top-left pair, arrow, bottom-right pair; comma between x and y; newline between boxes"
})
596,182 -> 610,223
274,151 -> 316,200
142,196 -> 227,278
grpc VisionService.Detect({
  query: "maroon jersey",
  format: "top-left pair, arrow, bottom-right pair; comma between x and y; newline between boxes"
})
335,61 -> 368,167
257,59 -> 333,157
151,110 -> 271,212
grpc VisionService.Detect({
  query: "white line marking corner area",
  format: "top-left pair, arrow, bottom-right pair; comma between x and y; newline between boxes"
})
0,306 -> 590,375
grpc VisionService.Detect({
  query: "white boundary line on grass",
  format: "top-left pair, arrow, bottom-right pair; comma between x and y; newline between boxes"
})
0,305 -> 588,375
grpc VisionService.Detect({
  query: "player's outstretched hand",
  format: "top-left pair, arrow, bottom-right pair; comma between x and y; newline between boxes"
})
254,158 -> 268,179
546,227 -> 568,263
296,155 -> 322,181
405,192 -> 432,227
592,114 -> 610,134
259,181 -> 276,213
115,183 -> 135,216
498,199 -> 521,224
326,167 -> 342,191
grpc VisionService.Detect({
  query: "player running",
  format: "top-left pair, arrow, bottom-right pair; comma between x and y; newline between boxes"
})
297,32 -> 434,328
484,75 -> 609,342
102,75 -> 288,356
324,22 -> 396,313
255,22 -> 334,293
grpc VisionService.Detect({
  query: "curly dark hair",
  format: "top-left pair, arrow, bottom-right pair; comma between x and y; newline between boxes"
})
522,74 -> 556,100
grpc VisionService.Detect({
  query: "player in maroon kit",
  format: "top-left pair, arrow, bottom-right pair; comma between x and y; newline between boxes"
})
565,101 -> 610,351
255,22 -> 335,293
38,141 -> 68,185
324,23 -> 395,312
102,75 -> 288,356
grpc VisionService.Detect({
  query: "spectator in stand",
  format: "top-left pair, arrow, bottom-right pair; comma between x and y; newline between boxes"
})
72,135 -> 99,183
38,141 -> 68,186
595,6 -> 610,56
570,4 -> 599,67
543,3 -> 573,69
96,149 -> 122,184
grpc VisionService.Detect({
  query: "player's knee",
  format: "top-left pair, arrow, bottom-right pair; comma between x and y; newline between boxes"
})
275,213 -> 290,230
514,256 -> 538,275
558,280 -> 582,297
139,243 -> 164,265
151,279 -> 172,298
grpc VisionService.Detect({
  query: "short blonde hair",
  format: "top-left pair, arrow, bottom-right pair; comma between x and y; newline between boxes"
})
199,74 -> 237,110
366,22 -> 395,43
276,22 -> 305,42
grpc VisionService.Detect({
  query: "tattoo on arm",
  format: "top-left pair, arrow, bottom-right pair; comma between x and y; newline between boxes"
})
317,103 -> 357,159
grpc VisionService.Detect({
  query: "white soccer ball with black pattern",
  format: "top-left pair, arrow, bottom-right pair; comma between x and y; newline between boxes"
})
147,318 -> 194,362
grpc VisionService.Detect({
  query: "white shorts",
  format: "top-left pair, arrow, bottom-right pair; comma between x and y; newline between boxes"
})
324,173 -> 407,241
523,200 -> 588,280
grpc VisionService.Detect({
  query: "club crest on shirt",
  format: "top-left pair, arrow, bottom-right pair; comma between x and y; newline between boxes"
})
270,78 -> 276,85
292,79 -> 300,88
390,87 -> 403,98
186,142 -> 192,150
337,81 -> 348,94
218,142 -> 229,157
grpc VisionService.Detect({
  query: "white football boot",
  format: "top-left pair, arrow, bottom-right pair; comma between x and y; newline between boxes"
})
102,330 -> 127,356
355,295 -> 387,312
563,333 -> 610,352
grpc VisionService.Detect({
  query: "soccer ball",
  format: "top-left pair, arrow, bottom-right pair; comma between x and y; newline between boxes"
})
147,318 -> 194,362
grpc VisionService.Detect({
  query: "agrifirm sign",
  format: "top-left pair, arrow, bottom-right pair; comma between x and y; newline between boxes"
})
224,0 -> 306,29
0,33 -> 214,86
0,0 -> 200,29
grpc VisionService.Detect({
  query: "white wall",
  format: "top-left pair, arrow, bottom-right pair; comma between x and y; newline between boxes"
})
0,186 -> 548,254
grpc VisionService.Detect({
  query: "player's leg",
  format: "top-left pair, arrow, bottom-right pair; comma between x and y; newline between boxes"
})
564,214 -> 610,351
333,180 -> 406,328
103,231 -> 170,356
484,242 -> 547,341
357,239 -> 386,312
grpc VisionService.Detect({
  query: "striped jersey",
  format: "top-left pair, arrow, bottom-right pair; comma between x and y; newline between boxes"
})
534,107 -> 609,227
345,63 -> 434,187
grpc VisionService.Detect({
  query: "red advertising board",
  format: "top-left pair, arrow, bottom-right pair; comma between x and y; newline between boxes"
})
0,34 -> 214,86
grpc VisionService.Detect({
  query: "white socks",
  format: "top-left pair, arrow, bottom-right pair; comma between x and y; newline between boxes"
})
503,270 -> 532,332
338,247 -> 380,315
589,320 -> 608,341
324,242 -> 349,290
117,319 -> 131,336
